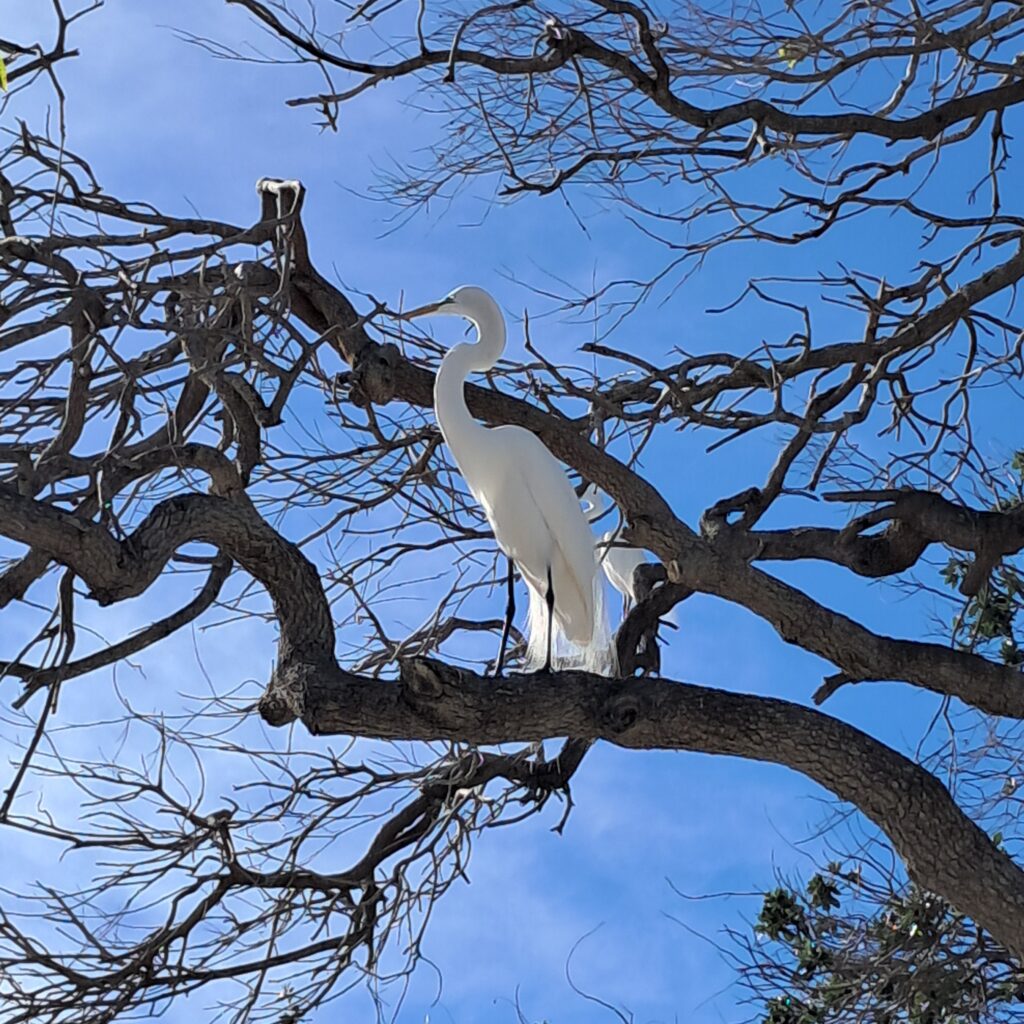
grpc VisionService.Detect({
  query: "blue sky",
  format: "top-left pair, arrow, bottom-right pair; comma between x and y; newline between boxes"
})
1,2 -> 1012,1022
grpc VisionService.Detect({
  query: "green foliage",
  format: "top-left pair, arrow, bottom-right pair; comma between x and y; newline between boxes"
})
766,995 -> 825,1024
753,868 -> 1022,1024
944,560 -> 1024,663
940,454 -> 1024,663
807,874 -> 840,912
758,888 -> 806,941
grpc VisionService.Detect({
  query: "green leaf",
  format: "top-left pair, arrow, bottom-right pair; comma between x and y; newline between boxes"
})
757,888 -> 805,941
806,874 -> 841,912
0,55 -> 8,93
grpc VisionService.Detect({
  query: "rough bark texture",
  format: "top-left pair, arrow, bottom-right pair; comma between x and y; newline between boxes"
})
275,656 -> 1024,958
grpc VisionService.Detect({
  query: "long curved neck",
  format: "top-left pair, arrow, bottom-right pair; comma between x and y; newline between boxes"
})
433,301 -> 506,455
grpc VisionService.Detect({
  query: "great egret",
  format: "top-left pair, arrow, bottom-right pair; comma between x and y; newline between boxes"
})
404,286 -> 613,674
582,484 -> 649,610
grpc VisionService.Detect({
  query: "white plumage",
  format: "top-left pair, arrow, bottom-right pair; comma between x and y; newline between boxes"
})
405,286 -> 614,673
582,484 -> 649,607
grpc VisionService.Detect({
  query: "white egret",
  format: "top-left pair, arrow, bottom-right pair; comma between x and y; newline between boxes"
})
582,484 -> 649,610
404,286 -> 613,674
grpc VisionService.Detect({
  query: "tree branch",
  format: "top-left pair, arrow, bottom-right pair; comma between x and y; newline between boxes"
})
281,655 -> 1024,960
0,487 -> 334,706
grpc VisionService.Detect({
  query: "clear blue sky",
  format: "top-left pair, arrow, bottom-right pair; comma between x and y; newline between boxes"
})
1,3 -> 993,1022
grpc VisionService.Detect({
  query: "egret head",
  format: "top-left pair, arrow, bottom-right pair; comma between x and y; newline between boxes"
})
403,285 -> 497,323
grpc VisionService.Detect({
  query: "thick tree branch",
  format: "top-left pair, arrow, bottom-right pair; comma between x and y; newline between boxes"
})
743,486 -> 1024,595
752,522 -> 928,580
674,540 -> 1024,718
0,487 -> 334,704
828,488 -> 1024,596
277,655 -> 1024,960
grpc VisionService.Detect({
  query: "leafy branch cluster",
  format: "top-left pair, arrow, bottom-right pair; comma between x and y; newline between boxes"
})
751,867 -> 1023,1024
939,453 -> 1024,664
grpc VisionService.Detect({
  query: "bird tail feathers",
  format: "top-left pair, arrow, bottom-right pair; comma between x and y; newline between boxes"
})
581,569 -> 618,677
523,574 -> 618,677
524,584 -> 556,671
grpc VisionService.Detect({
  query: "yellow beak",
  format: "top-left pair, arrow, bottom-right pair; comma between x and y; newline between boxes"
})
402,299 -> 446,320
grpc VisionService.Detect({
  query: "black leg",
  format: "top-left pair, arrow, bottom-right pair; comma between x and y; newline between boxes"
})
494,557 -> 515,677
543,566 -> 555,673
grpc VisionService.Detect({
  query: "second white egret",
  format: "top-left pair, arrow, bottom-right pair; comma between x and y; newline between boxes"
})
582,484 -> 650,610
